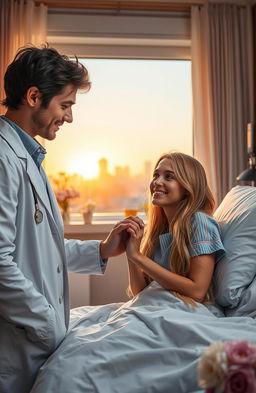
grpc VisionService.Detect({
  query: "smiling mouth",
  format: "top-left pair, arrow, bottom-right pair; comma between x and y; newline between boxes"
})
54,121 -> 63,131
153,191 -> 167,197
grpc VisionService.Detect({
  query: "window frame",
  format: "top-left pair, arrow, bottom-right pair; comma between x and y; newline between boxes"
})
47,7 -> 191,60
45,7 -> 193,219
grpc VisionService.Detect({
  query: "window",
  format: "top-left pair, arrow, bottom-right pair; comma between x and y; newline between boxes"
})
45,6 -> 192,217
45,58 -> 192,214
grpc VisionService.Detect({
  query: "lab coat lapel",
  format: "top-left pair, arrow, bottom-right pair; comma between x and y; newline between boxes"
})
26,158 -> 65,239
0,118 -> 63,237
26,157 -> 53,217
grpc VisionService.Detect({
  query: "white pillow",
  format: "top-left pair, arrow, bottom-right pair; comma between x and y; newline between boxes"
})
214,185 -> 256,314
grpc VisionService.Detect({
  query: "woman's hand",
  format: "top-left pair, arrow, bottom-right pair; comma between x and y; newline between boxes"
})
126,224 -> 144,260
100,216 -> 144,259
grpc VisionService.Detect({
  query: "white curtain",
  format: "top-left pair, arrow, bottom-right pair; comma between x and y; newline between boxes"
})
0,0 -> 47,114
191,4 -> 254,205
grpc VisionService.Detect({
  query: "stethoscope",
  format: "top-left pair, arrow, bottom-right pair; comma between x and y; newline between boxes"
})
30,180 -> 44,224
1,134 -> 44,224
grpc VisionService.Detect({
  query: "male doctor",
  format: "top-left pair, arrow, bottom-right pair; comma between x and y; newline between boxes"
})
0,46 -> 142,393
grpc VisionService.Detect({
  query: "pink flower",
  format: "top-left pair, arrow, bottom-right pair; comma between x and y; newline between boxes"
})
225,341 -> 256,367
71,190 -> 80,198
56,189 -> 67,202
225,368 -> 256,393
55,189 -> 79,202
65,189 -> 80,199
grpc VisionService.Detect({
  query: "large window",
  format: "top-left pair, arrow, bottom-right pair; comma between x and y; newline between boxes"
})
45,58 -> 192,214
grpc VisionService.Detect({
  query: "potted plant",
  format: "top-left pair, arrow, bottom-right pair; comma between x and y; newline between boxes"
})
82,200 -> 96,225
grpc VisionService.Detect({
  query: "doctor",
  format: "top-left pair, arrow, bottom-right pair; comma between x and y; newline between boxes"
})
0,46 -> 143,393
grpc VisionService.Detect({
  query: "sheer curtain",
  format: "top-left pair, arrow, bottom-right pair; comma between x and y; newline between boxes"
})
0,0 -> 47,114
191,4 -> 254,205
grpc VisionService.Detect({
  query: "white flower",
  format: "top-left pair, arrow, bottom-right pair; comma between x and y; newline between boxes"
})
85,200 -> 96,212
198,342 -> 228,393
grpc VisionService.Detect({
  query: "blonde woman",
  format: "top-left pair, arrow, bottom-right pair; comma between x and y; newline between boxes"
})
125,152 -> 225,305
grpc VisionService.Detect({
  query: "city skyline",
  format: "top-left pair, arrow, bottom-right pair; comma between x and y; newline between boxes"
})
49,156 -> 152,180
49,157 -> 153,212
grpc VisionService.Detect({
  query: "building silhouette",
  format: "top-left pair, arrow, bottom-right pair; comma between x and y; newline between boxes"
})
98,158 -> 109,179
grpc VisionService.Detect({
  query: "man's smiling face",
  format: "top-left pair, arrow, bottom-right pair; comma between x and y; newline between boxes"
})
31,85 -> 77,140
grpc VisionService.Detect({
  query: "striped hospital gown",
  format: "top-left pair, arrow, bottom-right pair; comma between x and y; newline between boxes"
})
153,212 -> 225,270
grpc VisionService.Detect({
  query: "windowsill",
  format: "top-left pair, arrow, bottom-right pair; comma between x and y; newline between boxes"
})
64,222 -> 114,234
64,212 -> 146,235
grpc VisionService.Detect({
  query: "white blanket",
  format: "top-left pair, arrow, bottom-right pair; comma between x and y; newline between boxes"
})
31,282 -> 256,393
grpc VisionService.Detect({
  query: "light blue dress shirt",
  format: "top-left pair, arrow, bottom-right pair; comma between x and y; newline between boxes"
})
1,115 -> 46,169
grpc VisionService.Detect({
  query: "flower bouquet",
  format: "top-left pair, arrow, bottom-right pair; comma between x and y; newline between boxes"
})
56,189 -> 80,218
198,340 -> 256,393
54,172 -> 80,224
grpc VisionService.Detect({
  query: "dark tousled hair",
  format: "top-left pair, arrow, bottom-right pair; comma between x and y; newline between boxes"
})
2,45 -> 91,110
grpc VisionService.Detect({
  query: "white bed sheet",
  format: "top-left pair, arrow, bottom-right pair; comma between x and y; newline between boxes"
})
31,282 -> 256,393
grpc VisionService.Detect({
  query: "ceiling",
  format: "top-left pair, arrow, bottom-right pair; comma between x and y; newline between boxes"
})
35,0 -> 254,8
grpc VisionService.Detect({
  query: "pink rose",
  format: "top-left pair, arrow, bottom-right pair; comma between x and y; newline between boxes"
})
66,189 -> 72,198
56,189 -> 66,202
225,341 -> 256,367
73,190 -> 80,198
225,368 -> 256,393
66,189 -> 80,199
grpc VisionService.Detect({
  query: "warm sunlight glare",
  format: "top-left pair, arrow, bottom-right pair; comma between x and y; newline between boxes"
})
68,154 -> 100,179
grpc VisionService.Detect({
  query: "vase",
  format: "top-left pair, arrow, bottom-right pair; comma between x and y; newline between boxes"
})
62,209 -> 70,224
83,211 -> 93,225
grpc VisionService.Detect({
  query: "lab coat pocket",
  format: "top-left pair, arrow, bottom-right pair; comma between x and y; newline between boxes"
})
0,319 -> 51,393
37,304 -> 67,352
0,320 -> 20,375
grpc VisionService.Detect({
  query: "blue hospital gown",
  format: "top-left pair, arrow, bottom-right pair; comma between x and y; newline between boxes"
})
153,211 -> 225,270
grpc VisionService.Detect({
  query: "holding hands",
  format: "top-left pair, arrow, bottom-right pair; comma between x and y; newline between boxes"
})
100,216 -> 145,260
125,218 -> 144,259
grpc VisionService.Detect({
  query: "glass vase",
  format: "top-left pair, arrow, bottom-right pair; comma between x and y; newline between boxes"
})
62,209 -> 70,224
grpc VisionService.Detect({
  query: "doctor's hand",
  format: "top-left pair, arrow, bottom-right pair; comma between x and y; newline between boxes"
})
100,217 -> 144,259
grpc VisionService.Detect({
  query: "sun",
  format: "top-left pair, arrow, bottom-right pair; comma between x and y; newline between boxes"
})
68,153 -> 100,179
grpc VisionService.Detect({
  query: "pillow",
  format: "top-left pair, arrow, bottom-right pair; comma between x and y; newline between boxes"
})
213,185 -> 256,314
226,277 -> 256,317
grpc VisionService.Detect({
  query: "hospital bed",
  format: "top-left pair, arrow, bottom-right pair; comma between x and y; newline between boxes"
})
31,185 -> 256,393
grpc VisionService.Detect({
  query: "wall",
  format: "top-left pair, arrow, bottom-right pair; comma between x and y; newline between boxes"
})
66,224 -> 129,308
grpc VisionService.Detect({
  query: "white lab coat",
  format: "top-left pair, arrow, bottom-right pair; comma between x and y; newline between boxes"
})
0,117 -> 104,393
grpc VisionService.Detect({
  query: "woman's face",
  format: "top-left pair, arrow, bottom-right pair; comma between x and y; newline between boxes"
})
150,158 -> 186,211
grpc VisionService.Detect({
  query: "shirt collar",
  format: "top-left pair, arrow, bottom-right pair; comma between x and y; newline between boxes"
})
1,115 -> 47,168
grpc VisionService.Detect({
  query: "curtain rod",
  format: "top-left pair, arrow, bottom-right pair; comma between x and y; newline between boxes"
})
34,1 -> 191,11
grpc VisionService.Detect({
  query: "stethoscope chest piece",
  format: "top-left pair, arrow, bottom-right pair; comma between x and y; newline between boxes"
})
30,180 -> 44,224
35,208 -> 43,224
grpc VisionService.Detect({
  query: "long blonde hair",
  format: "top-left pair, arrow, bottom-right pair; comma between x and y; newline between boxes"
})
141,152 -> 215,306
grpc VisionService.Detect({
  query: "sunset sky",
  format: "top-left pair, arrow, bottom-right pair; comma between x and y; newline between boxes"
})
44,59 -> 192,179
